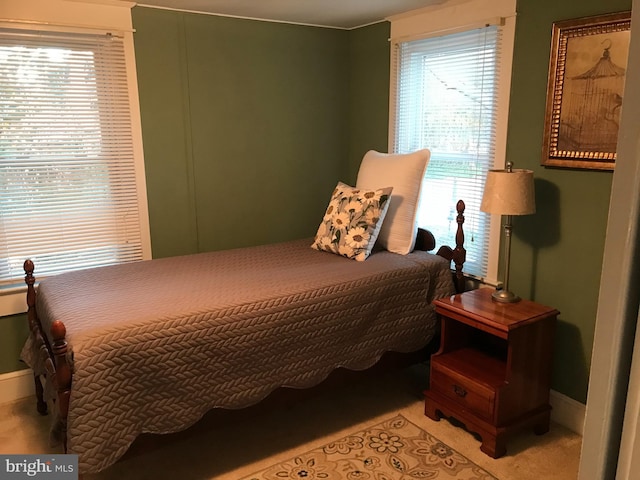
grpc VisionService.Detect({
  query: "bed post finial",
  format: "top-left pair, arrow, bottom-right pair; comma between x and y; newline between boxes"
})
436,200 -> 467,293
24,258 -> 34,274
24,259 -> 36,308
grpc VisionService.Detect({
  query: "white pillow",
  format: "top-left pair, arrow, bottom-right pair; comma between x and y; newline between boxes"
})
356,149 -> 430,255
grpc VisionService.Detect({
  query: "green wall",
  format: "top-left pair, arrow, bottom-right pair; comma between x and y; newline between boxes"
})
507,0 -> 631,403
0,314 -> 29,374
133,8 -> 350,258
347,22 -> 390,182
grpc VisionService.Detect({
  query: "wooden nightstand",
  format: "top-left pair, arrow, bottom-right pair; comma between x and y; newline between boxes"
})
425,287 -> 558,458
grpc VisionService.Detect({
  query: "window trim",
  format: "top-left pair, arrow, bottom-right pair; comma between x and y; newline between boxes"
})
0,0 -> 150,317
387,0 -> 516,285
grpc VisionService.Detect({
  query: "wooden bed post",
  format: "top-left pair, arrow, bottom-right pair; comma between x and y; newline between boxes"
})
452,200 -> 467,292
24,260 -> 47,415
437,200 -> 467,293
51,320 -> 72,453
23,260 -> 72,452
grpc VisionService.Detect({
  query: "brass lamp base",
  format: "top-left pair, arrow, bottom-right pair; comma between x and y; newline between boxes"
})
492,288 -> 521,303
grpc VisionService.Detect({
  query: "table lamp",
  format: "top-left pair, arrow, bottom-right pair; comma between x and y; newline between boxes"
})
480,161 -> 536,303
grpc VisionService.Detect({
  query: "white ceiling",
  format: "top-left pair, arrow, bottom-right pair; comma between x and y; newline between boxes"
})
133,0 -> 447,29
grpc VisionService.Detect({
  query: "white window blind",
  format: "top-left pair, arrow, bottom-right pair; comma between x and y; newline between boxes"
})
0,28 -> 145,286
392,26 -> 501,279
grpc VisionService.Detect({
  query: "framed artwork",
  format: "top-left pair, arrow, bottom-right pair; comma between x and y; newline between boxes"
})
542,12 -> 631,170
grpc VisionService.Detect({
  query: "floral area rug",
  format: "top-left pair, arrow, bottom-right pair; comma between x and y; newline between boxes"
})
242,415 -> 497,479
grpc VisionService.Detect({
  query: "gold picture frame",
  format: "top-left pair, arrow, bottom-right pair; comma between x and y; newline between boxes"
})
542,11 -> 631,170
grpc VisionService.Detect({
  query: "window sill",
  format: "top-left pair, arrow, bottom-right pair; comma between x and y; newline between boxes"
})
0,287 -> 28,317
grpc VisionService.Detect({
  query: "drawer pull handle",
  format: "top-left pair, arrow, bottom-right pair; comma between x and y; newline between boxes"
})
453,385 -> 467,398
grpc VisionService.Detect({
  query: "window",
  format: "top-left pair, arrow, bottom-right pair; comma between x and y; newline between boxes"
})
0,27 -> 149,287
390,22 -> 512,281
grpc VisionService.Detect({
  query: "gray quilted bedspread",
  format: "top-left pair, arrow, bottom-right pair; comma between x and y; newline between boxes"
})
24,239 -> 454,473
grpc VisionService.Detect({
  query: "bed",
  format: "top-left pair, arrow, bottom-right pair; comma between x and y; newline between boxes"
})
20,151 -> 467,474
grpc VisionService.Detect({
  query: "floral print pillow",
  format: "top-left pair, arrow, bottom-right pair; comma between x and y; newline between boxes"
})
311,182 -> 393,261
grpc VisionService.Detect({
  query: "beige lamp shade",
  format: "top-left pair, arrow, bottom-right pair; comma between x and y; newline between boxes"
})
480,168 -> 536,216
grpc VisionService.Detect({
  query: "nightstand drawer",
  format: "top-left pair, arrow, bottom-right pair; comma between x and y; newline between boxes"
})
430,365 -> 495,420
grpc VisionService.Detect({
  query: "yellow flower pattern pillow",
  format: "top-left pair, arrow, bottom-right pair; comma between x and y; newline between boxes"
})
312,182 -> 393,261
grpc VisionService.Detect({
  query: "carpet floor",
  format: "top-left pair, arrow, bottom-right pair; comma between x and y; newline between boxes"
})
0,363 -> 582,479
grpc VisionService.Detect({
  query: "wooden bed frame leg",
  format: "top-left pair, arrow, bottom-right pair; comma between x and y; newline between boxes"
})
34,373 -> 48,415
51,320 -> 72,453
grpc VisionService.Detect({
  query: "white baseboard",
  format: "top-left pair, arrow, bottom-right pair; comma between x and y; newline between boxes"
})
0,369 -> 34,406
550,389 -> 586,435
0,369 -> 586,436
